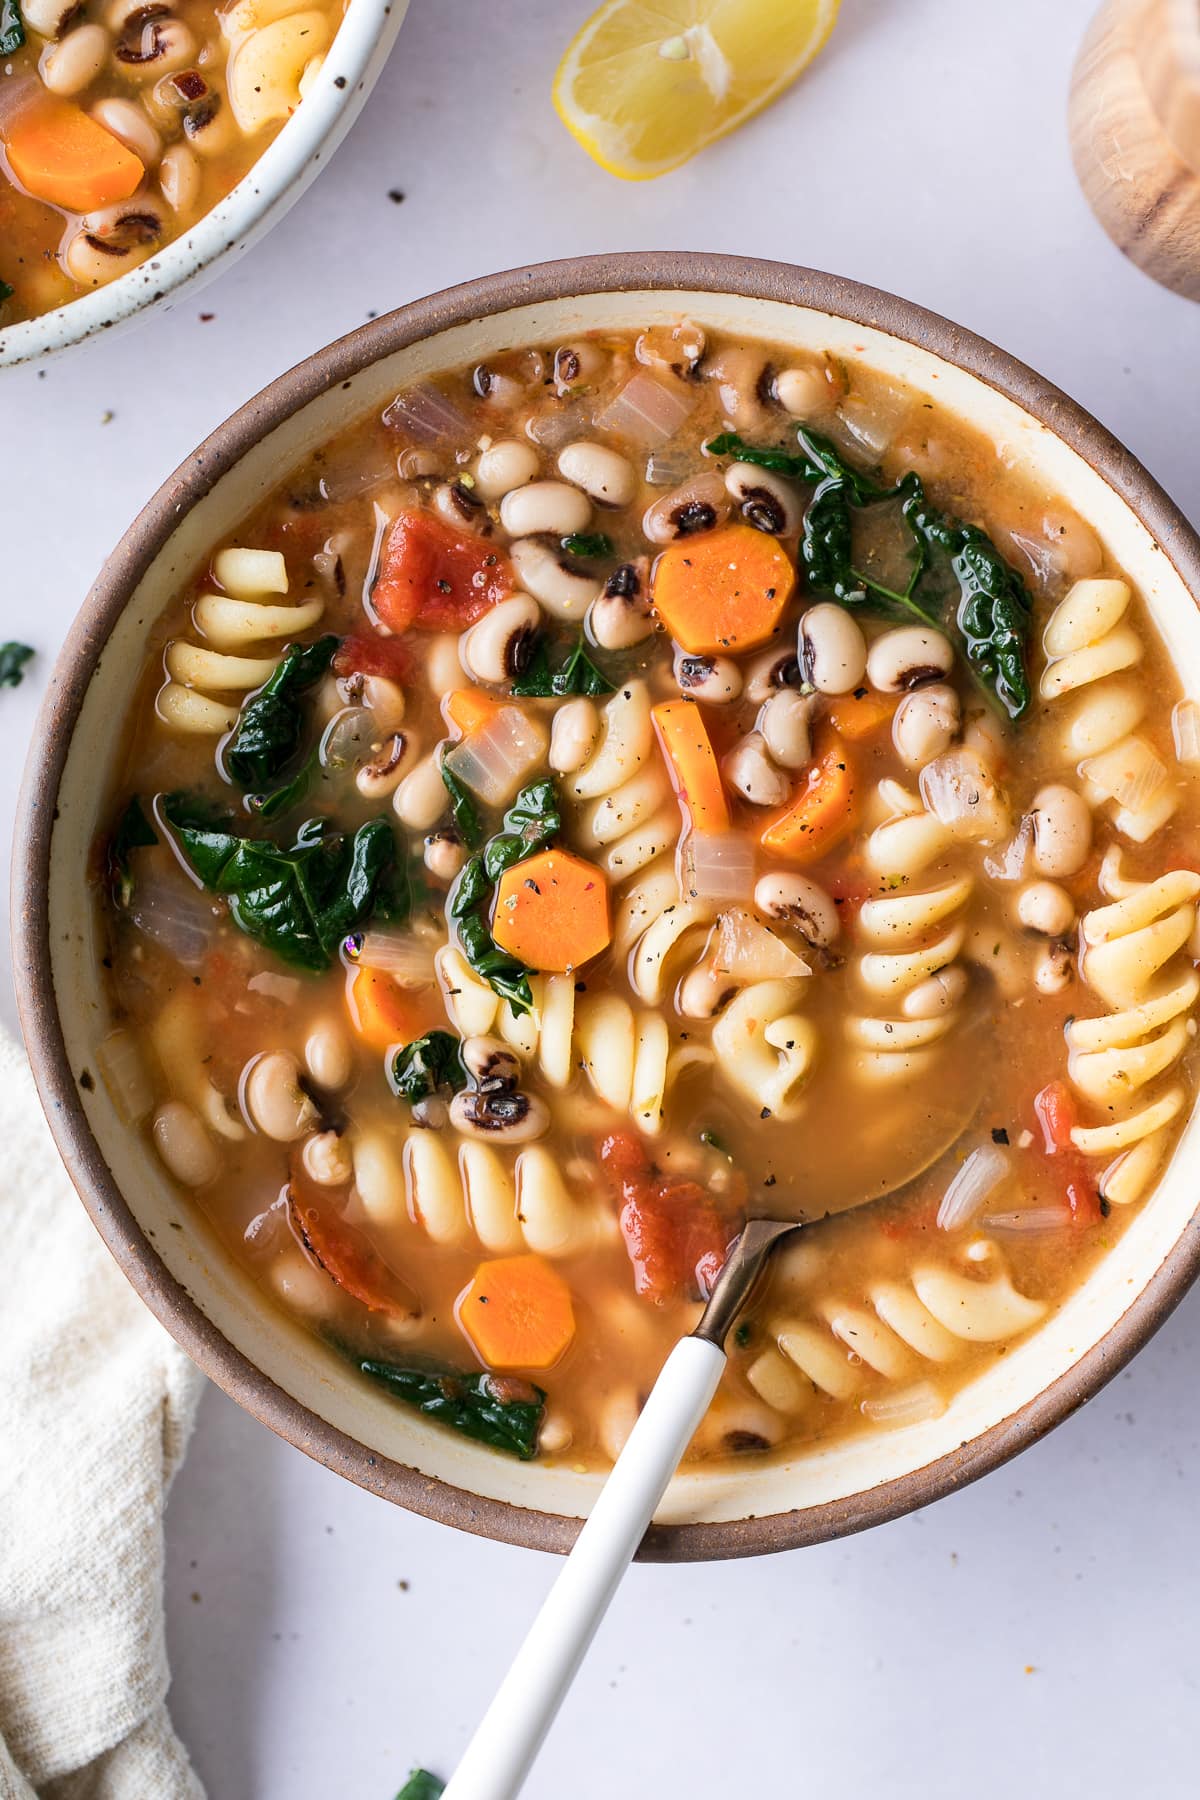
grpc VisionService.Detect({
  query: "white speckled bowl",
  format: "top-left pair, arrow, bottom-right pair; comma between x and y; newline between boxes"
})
0,0 -> 408,370
14,254 -> 1200,1558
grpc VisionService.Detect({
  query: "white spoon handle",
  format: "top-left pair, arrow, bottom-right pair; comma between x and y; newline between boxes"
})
443,1335 -> 726,1800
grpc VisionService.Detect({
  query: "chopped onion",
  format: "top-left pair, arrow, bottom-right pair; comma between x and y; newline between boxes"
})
1003,528 -> 1057,589
831,386 -> 909,459
982,1207 -> 1073,1236
920,748 -> 1009,842
525,401 -> 589,450
444,707 -> 548,804
713,906 -> 808,980
645,445 -> 702,487
861,1382 -> 946,1426
352,927 -> 436,987
381,382 -> 469,447
129,874 -> 217,969
1173,699 -> 1200,765
244,1193 -> 290,1257
680,831 -> 755,903
937,1142 -> 1013,1230
1080,734 -> 1168,812
248,971 -> 301,1005
321,705 -> 377,770
983,812 -> 1033,882
95,1028 -> 154,1125
595,370 -> 694,448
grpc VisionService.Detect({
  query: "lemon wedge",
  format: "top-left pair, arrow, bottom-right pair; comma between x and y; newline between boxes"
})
553,0 -> 841,181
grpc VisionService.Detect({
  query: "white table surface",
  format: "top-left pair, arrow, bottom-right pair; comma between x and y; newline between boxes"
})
4,0 -> 1200,1793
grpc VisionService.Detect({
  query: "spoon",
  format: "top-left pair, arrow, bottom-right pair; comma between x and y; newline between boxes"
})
443,1087 -> 982,1800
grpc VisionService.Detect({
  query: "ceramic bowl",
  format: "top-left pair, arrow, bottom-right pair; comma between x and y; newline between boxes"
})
14,253 -> 1200,1558
0,0 -> 409,370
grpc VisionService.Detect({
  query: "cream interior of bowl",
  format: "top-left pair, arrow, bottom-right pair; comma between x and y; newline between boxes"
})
45,289 -> 1200,1533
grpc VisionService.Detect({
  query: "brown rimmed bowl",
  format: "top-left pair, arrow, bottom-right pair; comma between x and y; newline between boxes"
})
13,252 -> 1200,1560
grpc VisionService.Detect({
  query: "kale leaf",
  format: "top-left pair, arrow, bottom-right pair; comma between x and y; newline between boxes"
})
394,1772 -> 445,1800
0,0 -> 23,55
705,428 -> 1034,718
448,779 -> 561,1015
0,642 -> 34,688
222,635 -> 338,790
509,632 -> 614,698
359,1360 -> 545,1460
391,1031 -> 466,1105
439,752 -> 484,850
560,531 -> 614,559
107,797 -> 158,908
163,796 -> 406,971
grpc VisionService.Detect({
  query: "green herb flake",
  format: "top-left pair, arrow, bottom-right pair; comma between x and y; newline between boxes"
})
0,642 -> 34,688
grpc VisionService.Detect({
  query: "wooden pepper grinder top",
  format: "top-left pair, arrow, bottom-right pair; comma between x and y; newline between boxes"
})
1070,0 -> 1200,301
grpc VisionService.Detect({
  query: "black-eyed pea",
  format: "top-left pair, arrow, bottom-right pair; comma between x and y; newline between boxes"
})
723,733 -> 790,807
759,688 -> 815,767
774,364 -> 840,417
589,561 -> 655,649
110,3 -> 196,82
642,472 -> 729,545
424,633 -> 464,695
424,830 -> 466,883
500,480 -> 591,539
1034,941 -> 1075,995
865,625 -> 954,693
23,0 -> 79,34
431,479 -> 485,531
799,603 -> 868,694
744,648 -> 803,704
359,672 -> 405,730
63,198 -> 165,286
509,539 -> 601,620
355,730 -> 414,799
153,1100 -> 219,1187
753,871 -> 840,948
1015,880 -> 1076,937
558,440 -> 637,509
301,1129 -> 352,1187
892,683 -> 961,768
245,1051 -> 320,1142
723,462 -> 802,535
1030,784 -> 1092,878
88,96 -> 165,160
675,651 -> 742,705
459,594 -> 542,685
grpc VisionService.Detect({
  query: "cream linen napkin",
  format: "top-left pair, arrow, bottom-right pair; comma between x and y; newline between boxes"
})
0,1030 -> 205,1800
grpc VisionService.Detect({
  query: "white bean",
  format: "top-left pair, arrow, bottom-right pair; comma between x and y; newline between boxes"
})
424,633 -> 464,695
723,733 -> 789,807
41,23 -> 109,95
459,593 -> 542,685
305,1019 -> 352,1091
424,831 -> 466,883
152,1101 -> 219,1188
1034,941 -> 1074,995
892,683 -> 961,768
1015,880 -> 1075,937
23,0 -> 77,34
244,1052 -> 319,1143
394,752 -> 451,831
724,462 -> 802,535
500,480 -> 591,539
558,441 -> 637,508
549,697 -> 600,773
759,688 -> 814,767
473,438 -> 540,501
774,365 -> 837,417
1030,784 -> 1092,878
798,603 -> 867,694
302,1130 -> 352,1187
158,141 -> 200,212
866,625 -> 955,693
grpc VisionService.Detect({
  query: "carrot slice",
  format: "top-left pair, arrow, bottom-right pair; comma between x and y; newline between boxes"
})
652,698 -> 730,834
346,966 -> 443,1051
457,1254 -> 576,1371
825,690 -> 897,742
491,848 -> 610,972
4,97 -> 145,212
443,687 -> 505,737
371,509 -> 511,634
761,730 -> 858,864
651,523 -> 795,655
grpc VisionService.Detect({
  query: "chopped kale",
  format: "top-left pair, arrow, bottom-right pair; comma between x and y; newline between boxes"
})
391,1031 -> 465,1105
509,632 -> 614,699
439,751 -> 484,850
222,635 -> 338,790
395,1773 -> 445,1800
560,531 -> 614,559
0,0 -> 23,55
0,642 -> 34,688
359,1360 -> 545,1460
448,779 -> 560,1015
107,797 -> 158,908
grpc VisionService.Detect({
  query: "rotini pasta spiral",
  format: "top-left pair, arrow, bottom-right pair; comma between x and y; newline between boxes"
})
1040,578 -> 1175,842
1067,865 -> 1200,1203
351,1129 -> 603,1257
156,544 -> 324,735
850,783 -> 972,1081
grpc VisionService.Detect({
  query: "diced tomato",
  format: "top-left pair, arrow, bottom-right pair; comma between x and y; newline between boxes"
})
599,1130 -> 739,1303
1066,1179 -> 1102,1227
1031,1081 -> 1102,1227
287,1163 -> 417,1314
1034,1080 -> 1077,1154
371,509 -> 511,634
333,630 -> 413,684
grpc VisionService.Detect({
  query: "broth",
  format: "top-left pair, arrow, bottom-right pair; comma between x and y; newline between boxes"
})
94,323 -> 1200,1470
0,0 -> 346,323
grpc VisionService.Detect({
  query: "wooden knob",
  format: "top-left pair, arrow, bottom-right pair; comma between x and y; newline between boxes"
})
1069,0 -> 1200,301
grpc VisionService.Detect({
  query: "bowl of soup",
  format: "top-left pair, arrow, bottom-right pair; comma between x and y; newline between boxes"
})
0,0 -> 407,366
14,253 -> 1200,1557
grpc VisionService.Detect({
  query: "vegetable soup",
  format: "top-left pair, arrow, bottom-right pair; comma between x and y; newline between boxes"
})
95,323 -> 1200,1469
0,0 -> 344,322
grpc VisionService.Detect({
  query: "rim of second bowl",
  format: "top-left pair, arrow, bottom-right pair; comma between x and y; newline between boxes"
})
0,0 -> 409,370
13,251 -> 1200,1559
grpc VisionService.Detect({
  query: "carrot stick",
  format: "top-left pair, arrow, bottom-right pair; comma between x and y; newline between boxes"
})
3,96 -> 145,212
825,690 -> 897,741
491,848 -> 610,972
652,698 -> 730,833
457,1254 -> 576,1371
651,523 -> 795,654
346,967 -> 443,1051
443,688 -> 505,737
761,730 -> 858,863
